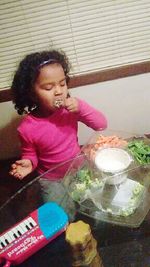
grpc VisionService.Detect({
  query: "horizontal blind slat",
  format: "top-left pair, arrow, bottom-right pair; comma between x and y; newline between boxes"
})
1,0 -> 150,88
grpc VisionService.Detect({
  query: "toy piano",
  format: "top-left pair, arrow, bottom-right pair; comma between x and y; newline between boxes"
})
0,202 -> 68,266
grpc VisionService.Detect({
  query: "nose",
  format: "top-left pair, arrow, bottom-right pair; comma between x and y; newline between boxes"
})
54,85 -> 62,96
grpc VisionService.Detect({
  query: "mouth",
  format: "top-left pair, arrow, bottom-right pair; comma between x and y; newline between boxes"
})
54,98 -> 64,108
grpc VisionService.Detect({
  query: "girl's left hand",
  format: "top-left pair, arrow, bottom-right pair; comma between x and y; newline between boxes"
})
65,97 -> 79,112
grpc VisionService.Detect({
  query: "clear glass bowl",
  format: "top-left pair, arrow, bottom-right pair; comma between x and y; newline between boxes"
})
64,130 -> 150,227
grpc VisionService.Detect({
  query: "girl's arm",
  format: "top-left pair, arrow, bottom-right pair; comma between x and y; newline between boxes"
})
10,130 -> 38,180
66,97 -> 107,130
19,132 -> 38,169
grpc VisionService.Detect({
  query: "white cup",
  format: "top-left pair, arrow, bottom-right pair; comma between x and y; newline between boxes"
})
95,148 -> 132,185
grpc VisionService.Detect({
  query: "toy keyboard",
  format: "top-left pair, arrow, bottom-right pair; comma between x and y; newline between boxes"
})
0,202 -> 68,266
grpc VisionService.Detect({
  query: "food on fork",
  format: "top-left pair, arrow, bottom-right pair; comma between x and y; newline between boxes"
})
54,99 -> 64,108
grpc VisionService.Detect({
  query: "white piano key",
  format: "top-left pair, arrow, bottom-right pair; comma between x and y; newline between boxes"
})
0,235 -> 7,248
28,217 -> 37,227
0,216 -> 38,250
19,222 -> 28,233
11,228 -> 20,239
19,221 -> 29,233
0,236 -> 5,249
3,233 -> 12,245
15,225 -> 25,236
0,217 -> 37,248
25,218 -> 33,230
24,217 -> 36,230
7,230 -> 16,242
18,218 -> 31,231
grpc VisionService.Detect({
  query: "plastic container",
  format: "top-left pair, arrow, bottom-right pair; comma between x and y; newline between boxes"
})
64,130 -> 150,228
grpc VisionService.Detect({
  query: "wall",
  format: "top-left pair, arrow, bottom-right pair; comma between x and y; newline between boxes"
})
71,73 -> 150,144
0,73 -> 150,160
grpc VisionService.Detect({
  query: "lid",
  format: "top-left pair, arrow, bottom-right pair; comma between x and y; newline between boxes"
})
65,220 -> 91,246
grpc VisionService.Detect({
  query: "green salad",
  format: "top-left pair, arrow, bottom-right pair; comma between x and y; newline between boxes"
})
71,168 -> 104,201
128,140 -> 150,164
71,167 -> 144,217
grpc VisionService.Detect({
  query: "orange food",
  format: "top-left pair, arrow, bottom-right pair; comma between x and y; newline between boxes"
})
83,135 -> 128,160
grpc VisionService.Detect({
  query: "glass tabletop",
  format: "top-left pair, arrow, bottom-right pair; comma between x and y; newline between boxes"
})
0,155 -> 150,267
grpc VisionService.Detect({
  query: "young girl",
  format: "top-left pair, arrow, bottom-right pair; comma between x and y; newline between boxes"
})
10,49 -> 107,212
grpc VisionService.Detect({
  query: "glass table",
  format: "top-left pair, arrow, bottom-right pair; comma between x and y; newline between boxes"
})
0,152 -> 150,267
0,175 -> 150,267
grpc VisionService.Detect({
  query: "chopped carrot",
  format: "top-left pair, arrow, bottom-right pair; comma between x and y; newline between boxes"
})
83,135 -> 128,160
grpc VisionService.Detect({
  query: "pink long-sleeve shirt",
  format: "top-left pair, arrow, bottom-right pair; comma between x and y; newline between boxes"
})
18,98 -> 107,180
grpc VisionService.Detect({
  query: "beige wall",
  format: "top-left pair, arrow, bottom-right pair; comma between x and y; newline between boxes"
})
0,73 -> 150,160
71,73 -> 150,144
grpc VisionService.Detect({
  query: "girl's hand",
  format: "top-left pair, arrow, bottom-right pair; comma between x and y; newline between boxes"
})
65,97 -> 79,112
9,159 -> 33,180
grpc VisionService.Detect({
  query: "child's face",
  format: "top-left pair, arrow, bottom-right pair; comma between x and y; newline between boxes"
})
34,63 -> 68,115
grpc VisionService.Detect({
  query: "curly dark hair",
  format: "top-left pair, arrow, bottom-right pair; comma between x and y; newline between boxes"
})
11,50 -> 71,115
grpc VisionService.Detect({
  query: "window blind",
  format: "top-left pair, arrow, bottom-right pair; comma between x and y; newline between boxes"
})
1,0 -> 150,89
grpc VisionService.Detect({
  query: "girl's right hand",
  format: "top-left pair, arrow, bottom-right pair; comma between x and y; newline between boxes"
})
9,159 -> 33,180
65,97 -> 79,112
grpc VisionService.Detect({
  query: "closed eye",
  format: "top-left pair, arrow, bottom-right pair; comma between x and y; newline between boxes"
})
41,85 -> 53,90
60,82 -> 66,87
60,79 -> 66,87
44,87 -> 53,90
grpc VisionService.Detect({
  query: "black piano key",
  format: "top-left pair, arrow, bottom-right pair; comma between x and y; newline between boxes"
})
17,230 -> 22,236
26,225 -> 30,230
0,242 -> 5,248
5,239 -> 9,245
29,222 -> 34,227
13,233 -> 18,239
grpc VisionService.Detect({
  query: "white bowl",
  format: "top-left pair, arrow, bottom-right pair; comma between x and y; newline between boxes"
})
95,148 -> 132,185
